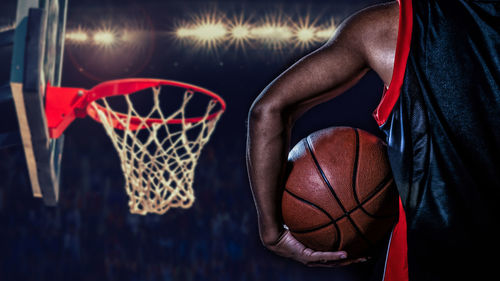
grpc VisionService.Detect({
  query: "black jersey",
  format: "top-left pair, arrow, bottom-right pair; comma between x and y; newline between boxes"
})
374,0 -> 500,280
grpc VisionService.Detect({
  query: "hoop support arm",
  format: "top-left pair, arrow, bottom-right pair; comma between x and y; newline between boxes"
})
45,82 -> 88,139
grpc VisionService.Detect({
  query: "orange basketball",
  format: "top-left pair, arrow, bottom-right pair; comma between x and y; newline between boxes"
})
282,127 -> 398,257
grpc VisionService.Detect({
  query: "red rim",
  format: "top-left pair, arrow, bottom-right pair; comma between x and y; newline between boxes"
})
84,78 -> 226,130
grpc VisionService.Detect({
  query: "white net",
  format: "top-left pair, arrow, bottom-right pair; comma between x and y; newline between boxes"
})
90,86 -> 222,215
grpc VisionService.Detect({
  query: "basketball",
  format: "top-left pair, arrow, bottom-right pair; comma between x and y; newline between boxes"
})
282,127 -> 398,257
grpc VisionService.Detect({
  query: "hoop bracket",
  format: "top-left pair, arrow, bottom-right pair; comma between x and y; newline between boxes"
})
45,82 -> 88,138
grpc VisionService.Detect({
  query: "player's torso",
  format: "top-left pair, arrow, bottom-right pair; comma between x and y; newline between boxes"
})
379,0 -> 500,280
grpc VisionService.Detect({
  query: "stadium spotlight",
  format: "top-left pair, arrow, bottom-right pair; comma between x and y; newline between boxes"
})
66,31 -> 89,42
93,31 -> 115,45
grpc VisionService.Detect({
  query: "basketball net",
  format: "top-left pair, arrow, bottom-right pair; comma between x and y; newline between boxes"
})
90,86 -> 222,215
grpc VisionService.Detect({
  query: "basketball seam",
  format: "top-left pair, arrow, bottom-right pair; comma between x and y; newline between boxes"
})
360,175 -> 397,218
305,137 -> 348,215
305,134 -> 373,247
289,224 -> 334,234
284,189 -> 337,234
352,129 -> 396,219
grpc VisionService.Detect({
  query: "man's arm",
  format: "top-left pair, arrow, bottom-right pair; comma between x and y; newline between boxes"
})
246,2 -> 397,266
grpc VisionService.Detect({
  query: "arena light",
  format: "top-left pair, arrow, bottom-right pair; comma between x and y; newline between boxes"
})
176,27 -> 192,38
65,12 -> 337,52
251,25 -> 292,41
174,23 -> 227,50
174,11 -> 229,52
66,31 -> 89,42
223,12 -> 255,52
316,20 -> 337,40
191,23 -> 227,40
231,25 -> 250,39
316,28 -> 336,39
228,24 -> 253,52
249,12 -> 294,52
296,27 -> 316,42
290,13 -> 324,50
93,31 -> 115,45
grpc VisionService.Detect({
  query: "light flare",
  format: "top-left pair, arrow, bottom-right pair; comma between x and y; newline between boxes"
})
225,13 -> 254,52
231,25 -> 250,39
291,13 -> 323,50
251,25 -> 292,41
176,27 -> 192,38
249,14 -> 294,51
296,27 -> 315,42
316,20 -> 337,40
65,11 -> 338,54
192,23 -> 227,40
93,31 -> 115,45
173,11 -> 228,53
66,31 -> 89,42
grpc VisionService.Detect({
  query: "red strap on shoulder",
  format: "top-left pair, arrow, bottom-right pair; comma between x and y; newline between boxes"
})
373,0 -> 413,126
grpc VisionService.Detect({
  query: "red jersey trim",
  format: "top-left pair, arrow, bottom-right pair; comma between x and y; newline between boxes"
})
379,1 -> 412,280
383,198 -> 409,281
373,0 -> 413,126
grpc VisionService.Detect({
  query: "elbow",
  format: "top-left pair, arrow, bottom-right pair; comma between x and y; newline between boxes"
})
248,101 -> 270,123
248,101 -> 300,131
248,99 -> 288,125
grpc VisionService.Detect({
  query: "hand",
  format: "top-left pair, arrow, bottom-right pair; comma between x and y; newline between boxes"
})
265,229 -> 368,267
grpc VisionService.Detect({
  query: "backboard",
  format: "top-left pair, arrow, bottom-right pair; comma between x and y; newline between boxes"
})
8,0 -> 67,205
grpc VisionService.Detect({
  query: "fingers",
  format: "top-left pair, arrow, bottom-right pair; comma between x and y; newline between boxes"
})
267,230 -> 370,268
305,256 -> 370,268
301,249 -> 347,263
306,261 -> 346,268
298,249 -> 347,267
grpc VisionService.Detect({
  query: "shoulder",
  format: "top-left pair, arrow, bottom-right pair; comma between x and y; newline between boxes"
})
328,1 -> 399,84
329,2 -> 397,45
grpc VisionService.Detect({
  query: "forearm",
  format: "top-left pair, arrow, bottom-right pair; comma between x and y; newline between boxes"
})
246,56 -> 366,246
245,7 -> 374,246
246,101 -> 292,246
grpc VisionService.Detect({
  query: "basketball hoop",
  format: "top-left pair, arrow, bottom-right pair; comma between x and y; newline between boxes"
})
45,78 -> 226,215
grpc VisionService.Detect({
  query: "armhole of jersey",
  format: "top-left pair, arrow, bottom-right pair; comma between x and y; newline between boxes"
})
373,0 -> 413,126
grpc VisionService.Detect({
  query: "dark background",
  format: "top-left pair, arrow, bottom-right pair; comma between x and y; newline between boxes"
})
0,0 -> 390,280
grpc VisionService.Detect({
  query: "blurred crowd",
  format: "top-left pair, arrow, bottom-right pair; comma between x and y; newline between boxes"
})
0,132 -> 373,281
